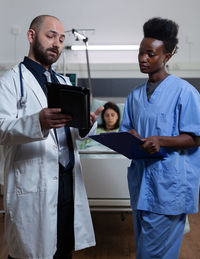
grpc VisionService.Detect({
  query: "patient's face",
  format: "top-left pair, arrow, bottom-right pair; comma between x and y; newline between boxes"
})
104,108 -> 118,130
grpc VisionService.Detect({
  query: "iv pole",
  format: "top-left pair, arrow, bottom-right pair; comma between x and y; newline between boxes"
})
65,29 -> 93,106
83,37 -> 93,105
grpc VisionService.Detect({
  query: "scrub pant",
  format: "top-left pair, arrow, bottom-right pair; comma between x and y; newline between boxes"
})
133,210 -> 186,259
53,165 -> 74,259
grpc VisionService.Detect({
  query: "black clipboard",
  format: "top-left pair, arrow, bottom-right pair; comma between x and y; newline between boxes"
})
90,131 -> 167,159
46,82 -> 90,129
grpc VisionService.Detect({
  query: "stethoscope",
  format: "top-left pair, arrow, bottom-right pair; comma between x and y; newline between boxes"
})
19,62 -> 66,108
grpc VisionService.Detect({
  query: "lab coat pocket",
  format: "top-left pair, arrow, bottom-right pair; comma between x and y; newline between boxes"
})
14,158 -> 46,195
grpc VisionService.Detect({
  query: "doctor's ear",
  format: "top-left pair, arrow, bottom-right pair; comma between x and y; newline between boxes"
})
27,29 -> 36,43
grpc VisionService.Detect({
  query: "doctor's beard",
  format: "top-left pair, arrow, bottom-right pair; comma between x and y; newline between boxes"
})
32,36 -> 61,67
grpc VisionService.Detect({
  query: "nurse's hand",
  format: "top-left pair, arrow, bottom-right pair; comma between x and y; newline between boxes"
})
90,106 -> 104,126
39,108 -> 72,131
141,136 -> 160,154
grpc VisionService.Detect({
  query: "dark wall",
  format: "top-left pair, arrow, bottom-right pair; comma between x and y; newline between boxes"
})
78,78 -> 200,97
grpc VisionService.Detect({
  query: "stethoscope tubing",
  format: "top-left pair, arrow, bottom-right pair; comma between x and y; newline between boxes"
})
18,62 -> 66,108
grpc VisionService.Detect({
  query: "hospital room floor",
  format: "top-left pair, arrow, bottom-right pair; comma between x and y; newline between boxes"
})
0,196 -> 200,259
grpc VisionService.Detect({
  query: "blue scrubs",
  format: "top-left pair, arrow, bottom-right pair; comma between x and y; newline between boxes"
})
133,211 -> 186,259
120,75 -> 200,258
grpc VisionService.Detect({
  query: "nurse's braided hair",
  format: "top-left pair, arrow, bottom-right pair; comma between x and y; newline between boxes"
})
143,17 -> 179,55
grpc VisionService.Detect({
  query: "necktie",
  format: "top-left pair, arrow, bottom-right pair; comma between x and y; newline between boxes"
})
44,70 -> 70,168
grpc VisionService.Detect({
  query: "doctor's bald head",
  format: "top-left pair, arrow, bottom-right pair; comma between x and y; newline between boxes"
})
29,15 -> 61,34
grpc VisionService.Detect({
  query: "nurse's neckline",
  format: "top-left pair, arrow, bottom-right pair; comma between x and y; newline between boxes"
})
148,72 -> 169,83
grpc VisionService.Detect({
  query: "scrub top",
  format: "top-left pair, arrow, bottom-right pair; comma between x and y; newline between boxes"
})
120,75 -> 200,215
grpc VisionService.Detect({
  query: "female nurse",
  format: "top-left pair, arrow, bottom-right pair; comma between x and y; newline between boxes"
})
120,17 -> 200,259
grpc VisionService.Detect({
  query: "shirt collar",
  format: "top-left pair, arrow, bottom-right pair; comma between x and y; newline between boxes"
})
23,56 -> 52,76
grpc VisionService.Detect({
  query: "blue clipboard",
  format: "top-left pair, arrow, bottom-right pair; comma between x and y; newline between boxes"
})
89,131 -> 166,159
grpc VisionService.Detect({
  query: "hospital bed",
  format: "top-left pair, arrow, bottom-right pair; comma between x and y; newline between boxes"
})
80,151 -> 131,211
78,97 -> 132,212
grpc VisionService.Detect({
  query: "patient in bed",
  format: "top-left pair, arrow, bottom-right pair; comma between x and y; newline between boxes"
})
77,101 -> 121,150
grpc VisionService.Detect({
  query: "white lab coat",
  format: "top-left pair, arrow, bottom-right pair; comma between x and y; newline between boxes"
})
0,64 -> 96,259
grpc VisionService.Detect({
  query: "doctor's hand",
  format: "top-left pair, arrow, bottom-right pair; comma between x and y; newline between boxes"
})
90,106 -> 104,126
39,108 -> 72,131
129,129 -> 142,139
141,136 -> 160,154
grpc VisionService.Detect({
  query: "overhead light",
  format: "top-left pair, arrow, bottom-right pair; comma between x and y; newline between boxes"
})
65,45 -> 139,51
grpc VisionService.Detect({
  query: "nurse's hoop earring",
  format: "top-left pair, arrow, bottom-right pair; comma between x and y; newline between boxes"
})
171,46 -> 177,55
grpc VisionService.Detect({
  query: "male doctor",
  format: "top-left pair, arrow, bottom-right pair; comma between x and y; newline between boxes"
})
0,15 -> 102,259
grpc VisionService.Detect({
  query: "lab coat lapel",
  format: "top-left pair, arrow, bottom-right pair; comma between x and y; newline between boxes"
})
19,65 -> 47,108
14,65 -> 58,144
